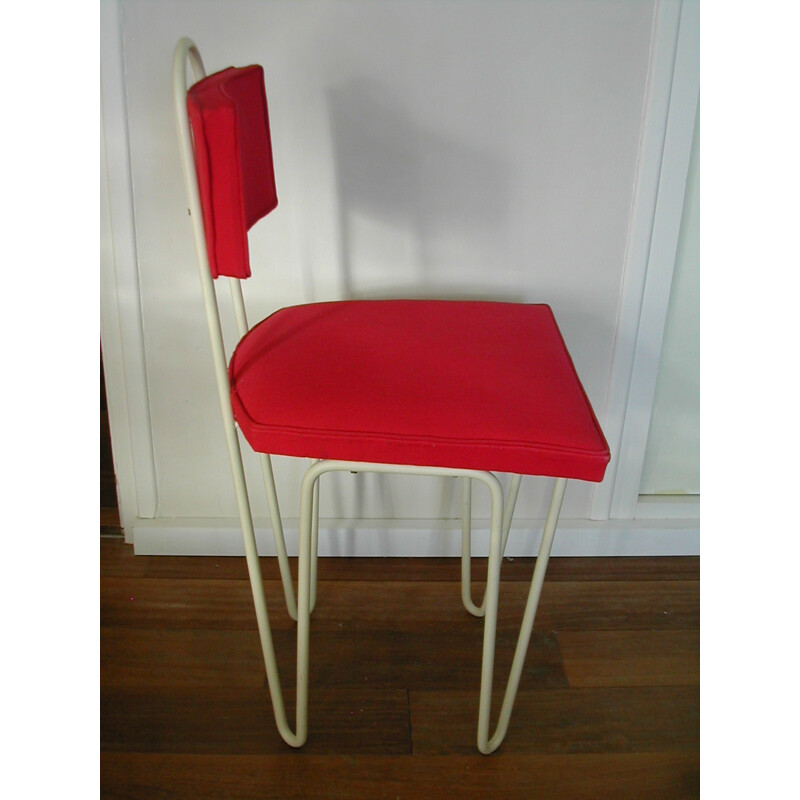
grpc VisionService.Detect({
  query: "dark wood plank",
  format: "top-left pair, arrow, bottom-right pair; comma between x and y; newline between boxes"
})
101,577 -> 298,631
314,554 -> 700,583
100,540 -> 298,581
101,627 -> 268,688
100,539 -> 699,582
101,575 -> 699,632
100,752 -> 700,800
101,539 -> 142,576
100,378 -> 120,528
558,630 -> 700,687
101,626 -> 567,691
534,580 -> 699,631
101,509 -> 121,528
543,555 -> 699,582
101,685 -> 410,755
410,685 -> 699,755
101,475 -> 118,514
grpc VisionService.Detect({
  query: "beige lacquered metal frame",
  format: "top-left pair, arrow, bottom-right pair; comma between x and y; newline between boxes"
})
173,37 -> 568,754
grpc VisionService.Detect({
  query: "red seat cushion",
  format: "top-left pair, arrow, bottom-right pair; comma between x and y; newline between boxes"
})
229,300 -> 609,481
187,66 -> 278,279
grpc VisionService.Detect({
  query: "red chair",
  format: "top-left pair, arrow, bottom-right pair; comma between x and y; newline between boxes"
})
173,38 -> 609,753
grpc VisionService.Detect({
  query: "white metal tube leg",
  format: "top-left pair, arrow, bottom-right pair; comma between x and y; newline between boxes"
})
227,436 -> 305,747
461,474 -> 523,617
293,469 -> 321,748
477,477 -> 567,754
294,463 -> 332,746
500,473 -> 522,555
226,278 -> 298,623
310,476 -> 320,613
258,453 -> 298,620
475,473 -> 507,747
460,478 -> 485,616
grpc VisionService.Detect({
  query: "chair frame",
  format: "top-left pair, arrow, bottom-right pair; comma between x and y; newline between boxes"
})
173,37 -> 568,754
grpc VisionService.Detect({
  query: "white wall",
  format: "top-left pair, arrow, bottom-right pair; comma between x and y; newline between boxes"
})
101,0 -> 699,555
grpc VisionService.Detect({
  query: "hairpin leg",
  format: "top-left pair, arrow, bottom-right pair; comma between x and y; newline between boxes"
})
245,456 -> 565,753
310,474 -> 320,613
477,477 -> 567,754
461,473 -> 522,617
258,453 -> 298,620
461,477 -> 482,615
226,438 -> 305,746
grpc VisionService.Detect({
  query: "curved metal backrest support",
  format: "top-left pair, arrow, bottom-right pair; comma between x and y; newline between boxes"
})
175,37 -> 309,747
173,38 -> 209,275
174,39 -> 298,624
174,39 -> 232,405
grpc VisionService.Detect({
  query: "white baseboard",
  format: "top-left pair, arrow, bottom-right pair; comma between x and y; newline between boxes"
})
636,494 -> 699,520
132,517 -> 699,557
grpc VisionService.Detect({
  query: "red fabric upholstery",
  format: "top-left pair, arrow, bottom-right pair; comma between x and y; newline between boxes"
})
187,66 -> 278,279
229,300 -> 610,481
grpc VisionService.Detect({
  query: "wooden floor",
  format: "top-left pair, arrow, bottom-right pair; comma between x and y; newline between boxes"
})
100,541 -> 699,798
101,352 -> 122,536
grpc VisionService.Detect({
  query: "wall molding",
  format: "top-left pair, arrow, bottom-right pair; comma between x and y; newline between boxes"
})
100,0 -> 159,536
132,517 -> 699,558
589,0 -> 698,520
609,0 -> 700,519
636,494 -> 699,521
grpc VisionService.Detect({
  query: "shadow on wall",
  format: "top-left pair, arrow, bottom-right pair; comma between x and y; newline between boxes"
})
320,80 -> 530,528
316,80 -> 621,532
327,80 -> 518,302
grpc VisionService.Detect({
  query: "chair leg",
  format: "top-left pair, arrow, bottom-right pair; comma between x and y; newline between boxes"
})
258,453 -> 298,620
501,473 -> 523,555
460,477 -> 483,616
477,477 -> 567,754
294,466 -> 324,746
227,440 -> 305,746
259,458 -> 564,754
242,458 -> 316,750
461,473 -> 522,617
310,475 -> 320,613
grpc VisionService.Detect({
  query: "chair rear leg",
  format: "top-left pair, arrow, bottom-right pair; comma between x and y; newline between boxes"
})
227,440 -> 305,746
310,476 -> 320,612
258,453 -> 298,620
461,474 -> 522,617
461,477 -> 483,615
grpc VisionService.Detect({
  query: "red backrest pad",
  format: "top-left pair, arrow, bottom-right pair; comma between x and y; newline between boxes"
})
187,66 -> 278,279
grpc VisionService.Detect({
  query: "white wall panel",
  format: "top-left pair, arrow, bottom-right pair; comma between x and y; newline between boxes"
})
640,103 -> 700,495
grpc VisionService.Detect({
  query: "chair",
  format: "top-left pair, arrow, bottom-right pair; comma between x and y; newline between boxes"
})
172,38 -> 609,754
